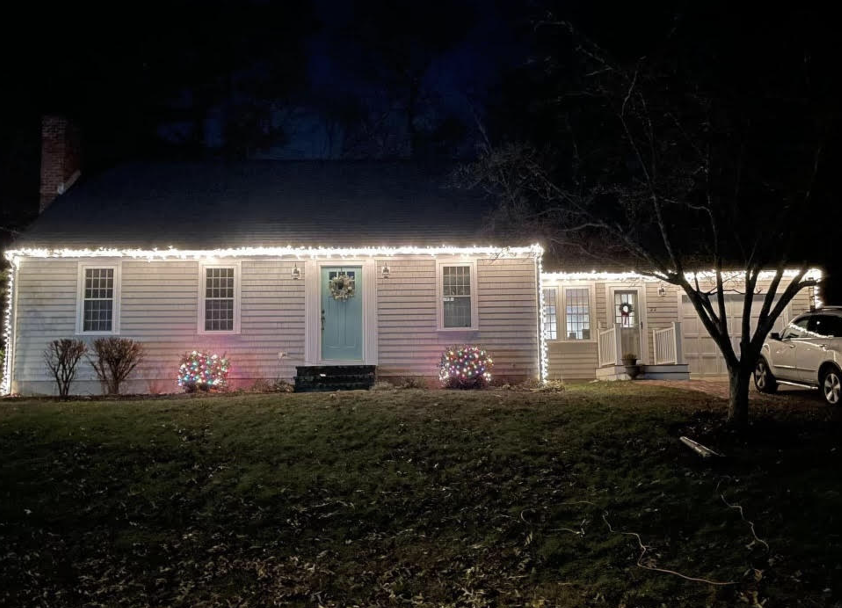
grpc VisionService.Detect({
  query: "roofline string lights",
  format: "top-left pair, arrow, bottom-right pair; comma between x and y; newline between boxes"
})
4,244 -> 544,262
542,268 -> 824,310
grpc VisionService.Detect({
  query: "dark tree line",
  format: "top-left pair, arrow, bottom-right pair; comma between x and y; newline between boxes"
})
464,5 -> 841,425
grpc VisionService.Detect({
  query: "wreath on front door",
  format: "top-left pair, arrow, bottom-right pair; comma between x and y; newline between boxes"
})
329,273 -> 356,301
619,302 -> 634,318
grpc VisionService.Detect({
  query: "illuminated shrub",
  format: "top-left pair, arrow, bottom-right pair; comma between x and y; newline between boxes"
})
178,351 -> 230,392
439,345 -> 493,389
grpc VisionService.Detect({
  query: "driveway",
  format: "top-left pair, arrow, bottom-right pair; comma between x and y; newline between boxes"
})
641,378 -> 820,402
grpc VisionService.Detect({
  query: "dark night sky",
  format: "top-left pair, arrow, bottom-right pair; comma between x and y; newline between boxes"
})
2,1 -> 840,294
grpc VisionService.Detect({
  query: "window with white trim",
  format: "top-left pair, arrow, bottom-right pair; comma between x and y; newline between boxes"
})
81,267 -> 116,332
201,266 -> 238,332
442,265 -> 472,327
542,287 -> 558,340
564,287 -> 591,340
437,261 -> 478,330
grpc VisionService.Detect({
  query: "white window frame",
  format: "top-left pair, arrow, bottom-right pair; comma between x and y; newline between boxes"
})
76,262 -> 121,335
198,261 -> 242,335
542,286 -> 559,341
436,259 -> 479,331
560,284 -> 596,342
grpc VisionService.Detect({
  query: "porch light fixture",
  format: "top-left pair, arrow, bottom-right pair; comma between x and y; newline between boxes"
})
658,283 -> 666,297
381,263 -> 390,279
291,263 -> 301,280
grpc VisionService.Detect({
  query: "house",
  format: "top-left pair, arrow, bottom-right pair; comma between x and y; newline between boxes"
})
0,118 -> 823,394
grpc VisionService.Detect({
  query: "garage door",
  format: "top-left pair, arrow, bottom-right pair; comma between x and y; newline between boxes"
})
680,295 -> 792,377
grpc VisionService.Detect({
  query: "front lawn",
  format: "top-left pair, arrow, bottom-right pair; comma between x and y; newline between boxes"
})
1,384 -> 840,607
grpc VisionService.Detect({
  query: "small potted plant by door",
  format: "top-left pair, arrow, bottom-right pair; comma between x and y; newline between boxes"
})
622,352 -> 641,380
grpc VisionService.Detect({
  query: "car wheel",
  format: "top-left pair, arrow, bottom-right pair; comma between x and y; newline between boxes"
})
821,368 -> 842,406
754,357 -> 778,394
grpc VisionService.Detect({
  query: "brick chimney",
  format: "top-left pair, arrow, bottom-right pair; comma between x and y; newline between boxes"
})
39,115 -> 82,213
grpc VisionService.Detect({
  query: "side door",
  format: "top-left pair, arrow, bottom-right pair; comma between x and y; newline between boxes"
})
797,315 -> 839,384
769,317 -> 810,381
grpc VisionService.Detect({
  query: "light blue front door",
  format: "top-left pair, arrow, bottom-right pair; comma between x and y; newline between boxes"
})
321,266 -> 363,361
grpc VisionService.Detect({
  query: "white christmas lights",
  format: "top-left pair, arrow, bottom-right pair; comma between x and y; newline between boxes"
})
4,244 -> 544,262
1,257 -> 19,395
541,268 -> 823,283
537,254 -> 548,383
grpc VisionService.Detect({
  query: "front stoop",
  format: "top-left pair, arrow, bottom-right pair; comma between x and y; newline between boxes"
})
595,363 -> 690,382
294,365 -> 376,392
642,364 -> 690,381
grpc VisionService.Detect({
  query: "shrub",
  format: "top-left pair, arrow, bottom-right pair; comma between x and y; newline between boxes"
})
439,345 -> 493,389
89,337 -> 144,395
272,379 -> 294,393
250,378 -> 272,393
43,339 -> 88,399
371,380 -> 396,392
399,377 -> 427,389
178,351 -> 230,392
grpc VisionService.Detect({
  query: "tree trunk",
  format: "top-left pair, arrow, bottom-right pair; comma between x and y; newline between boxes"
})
727,364 -> 752,429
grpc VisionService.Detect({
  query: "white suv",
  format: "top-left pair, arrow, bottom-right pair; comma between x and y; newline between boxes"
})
755,308 -> 842,405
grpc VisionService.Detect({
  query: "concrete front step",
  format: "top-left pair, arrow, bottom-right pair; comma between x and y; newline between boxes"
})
294,365 -> 376,392
595,363 -> 690,382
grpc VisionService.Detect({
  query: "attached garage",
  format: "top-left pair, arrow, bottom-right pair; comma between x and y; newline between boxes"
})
680,293 -> 810,378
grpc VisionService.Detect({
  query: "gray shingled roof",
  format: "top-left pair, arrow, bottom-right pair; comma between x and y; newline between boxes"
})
17,161 -> 515,249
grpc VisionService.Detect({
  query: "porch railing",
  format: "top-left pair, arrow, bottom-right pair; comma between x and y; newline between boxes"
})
598,323 -> 623,367
652,322 -> 683,365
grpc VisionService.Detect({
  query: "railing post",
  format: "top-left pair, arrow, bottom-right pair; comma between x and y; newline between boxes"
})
613,322 -> 623,365
672,321 -> 683,365
597,332 -> 603,367
652,329 -> 658,364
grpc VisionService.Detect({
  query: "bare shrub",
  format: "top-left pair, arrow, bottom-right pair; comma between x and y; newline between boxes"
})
370,380 -> 396,392
88,337 -> 144,395
43,339 -> 88,399
399,377 -> 427,389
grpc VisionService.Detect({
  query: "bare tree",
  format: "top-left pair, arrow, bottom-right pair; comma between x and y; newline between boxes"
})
461,24 -> 825,427
88,338 -> 144,396
44,339 -> 88,399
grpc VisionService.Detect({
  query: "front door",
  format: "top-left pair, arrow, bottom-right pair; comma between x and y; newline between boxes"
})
321,266 -> 363,361
613,289 -> 643,362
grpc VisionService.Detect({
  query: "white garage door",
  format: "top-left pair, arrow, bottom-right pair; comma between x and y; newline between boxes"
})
680,295 -> 792,377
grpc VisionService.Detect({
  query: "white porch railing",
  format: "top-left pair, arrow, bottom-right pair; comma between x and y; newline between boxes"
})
598,323 -> 624,367
652,322 -> 684,365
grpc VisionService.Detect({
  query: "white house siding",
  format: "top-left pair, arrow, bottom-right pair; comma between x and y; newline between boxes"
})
11,258 -> 78,392
11,258 -> 306,394
9,254 -> 539,394
375,256 -> 539,382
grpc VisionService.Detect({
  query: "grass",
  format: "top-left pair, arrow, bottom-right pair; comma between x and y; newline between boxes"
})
1,383 -> 841,607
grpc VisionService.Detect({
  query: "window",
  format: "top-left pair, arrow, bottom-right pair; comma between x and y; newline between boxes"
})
199,264 -> 240,333
614,291 -> 638,328
565,287 -> 592,340
437,261 -> 478,330
781,317 -> 810,340
542,288 -> 558,340
810,314 -> 842,338
77,265 -> 120,334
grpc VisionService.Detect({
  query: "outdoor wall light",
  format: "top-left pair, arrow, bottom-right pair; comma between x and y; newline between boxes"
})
658,283 -> 666,297
292,263 -> 301,280
381,263 -> 390,279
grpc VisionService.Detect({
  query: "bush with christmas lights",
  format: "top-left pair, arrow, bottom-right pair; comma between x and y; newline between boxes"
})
439,345 -> 493,389
178,351 -> 230,392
